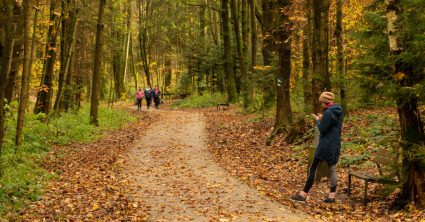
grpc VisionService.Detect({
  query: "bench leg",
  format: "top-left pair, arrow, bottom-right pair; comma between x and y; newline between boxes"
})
348,174 -> 351,195
364,180 -> 368,206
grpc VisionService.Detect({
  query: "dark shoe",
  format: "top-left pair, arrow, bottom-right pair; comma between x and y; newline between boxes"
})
290,193 -> 306,202
323,197 -> 336,203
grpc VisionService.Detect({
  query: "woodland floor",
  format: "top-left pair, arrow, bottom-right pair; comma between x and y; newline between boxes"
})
14,105 -> 425,221
17,106 -> 312,221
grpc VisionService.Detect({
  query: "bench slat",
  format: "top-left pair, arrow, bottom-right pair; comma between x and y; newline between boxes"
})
348,171 -> 376,180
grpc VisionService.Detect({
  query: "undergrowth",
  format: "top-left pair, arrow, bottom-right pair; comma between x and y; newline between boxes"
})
172,93 -> 226,108
0,105 -> 136,216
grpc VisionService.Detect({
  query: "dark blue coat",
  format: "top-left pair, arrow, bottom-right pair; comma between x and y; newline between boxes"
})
144,89 -> 153,99
315,104 -> 343,165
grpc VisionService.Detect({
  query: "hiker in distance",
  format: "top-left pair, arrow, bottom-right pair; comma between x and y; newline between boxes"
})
136,88 -> 144,110
153,86 -> 161,109
144,85 -> 153,109
291,91 -> 344,203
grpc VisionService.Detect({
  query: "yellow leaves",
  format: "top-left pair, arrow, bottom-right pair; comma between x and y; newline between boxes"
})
394,72 -> 406,81
92,203 -> 100,211
254,65 -> 272,71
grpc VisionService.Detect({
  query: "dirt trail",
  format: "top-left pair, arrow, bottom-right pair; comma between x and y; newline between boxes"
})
127,110 -> 311,221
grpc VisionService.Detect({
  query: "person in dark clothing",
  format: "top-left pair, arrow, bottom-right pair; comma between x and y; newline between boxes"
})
291,91 -> 343,203
135,88 -> 144,110
153,86 -> 161,109
144,86 -> 153,109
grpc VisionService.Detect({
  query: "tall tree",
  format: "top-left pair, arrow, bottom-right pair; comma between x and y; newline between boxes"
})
385,0 -> 425,207
16,0 -> 33,146
54,0 -> 79,113
302,0 -> 312,115
6,4 -> 24,103
231,0 -> 249,107
249,0 -> 257,70
138,0 -> 152,87
90,0 -> 107,126
336,0 -> 346,113
258,0 -> 276,67
258,0 -> 277,108
274,0 -> 292,129
311,0 -> 331,113
34,0 -> 61,115
221,0 -> 237,103
0,0 -> 16,175
198,0 -> 206,95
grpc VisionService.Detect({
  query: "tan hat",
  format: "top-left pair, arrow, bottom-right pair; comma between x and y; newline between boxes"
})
319,91 -> 334,103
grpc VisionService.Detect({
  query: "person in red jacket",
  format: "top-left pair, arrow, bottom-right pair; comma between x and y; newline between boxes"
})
135,88 -> 144,110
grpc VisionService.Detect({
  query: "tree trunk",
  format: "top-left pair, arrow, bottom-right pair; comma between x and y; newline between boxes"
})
241,0 -> 251,108
249,0 -> 257,69
28,0 -> 40,87
112,39 -> 125,100
311,0 -> 330,114
5,2 -> 23,104
385,0 -> 425,208
16,0 -> 33,147
123,0 -> 131,88
54,1 -> 79,113
208,0 -> 219,46
63,50 -> 75,112
198,0 -> 206,95
6,41 -> 23,103
302,0 -> 312,115
274,0 -> 292,129
138,0 -> 152,87
336,0 -> 346,114
0,0 -> 16,174
34,0 -> 61,115
259,0 -> 276,67
258,0 -> 277,107
231,0 -> 249,107
90,0 -> 106,126
164,58 -> 172,92
130,33 -> 139,91
221,0 -> 237,103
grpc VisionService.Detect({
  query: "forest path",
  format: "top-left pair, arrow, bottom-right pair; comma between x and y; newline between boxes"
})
127,110 -> 311,221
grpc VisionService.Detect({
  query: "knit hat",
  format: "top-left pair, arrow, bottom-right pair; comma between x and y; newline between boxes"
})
319,91 -> 334,104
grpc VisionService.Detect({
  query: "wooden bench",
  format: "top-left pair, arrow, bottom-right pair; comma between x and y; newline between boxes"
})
347,148 -> 401,205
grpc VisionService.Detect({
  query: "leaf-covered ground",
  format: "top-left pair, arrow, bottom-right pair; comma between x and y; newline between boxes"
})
17,110 -> 157,221
12,105 -> 425,221
16,107 -> 312,221
205,107 -> 425,222
125,110 -> 310,221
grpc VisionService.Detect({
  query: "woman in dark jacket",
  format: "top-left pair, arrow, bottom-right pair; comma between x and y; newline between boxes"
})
144,86 -> 153,109
291,91 -> 343,203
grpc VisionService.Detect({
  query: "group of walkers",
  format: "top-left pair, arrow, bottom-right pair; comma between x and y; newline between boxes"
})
136,85 -> 161,110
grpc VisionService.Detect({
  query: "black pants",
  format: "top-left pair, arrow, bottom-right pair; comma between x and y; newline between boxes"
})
154,97 -> 160,108
137,99 -> 142,109
303,158 -> 338,193
146,98 -> 152,109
